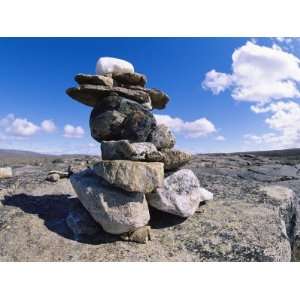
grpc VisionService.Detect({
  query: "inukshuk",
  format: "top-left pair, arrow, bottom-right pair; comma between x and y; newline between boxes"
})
66,57 -> 213,243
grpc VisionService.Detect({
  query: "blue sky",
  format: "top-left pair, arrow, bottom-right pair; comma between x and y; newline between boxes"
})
1,37 -> 300,154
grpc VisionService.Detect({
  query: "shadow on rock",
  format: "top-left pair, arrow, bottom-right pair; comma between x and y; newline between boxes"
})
2,193 -> 119,245
148,206 -> 186,229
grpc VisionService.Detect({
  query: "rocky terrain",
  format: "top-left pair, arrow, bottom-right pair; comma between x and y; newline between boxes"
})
0,149 -> 299,262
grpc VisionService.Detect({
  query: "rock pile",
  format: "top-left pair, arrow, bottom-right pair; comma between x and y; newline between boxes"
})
66,57 -> 213,242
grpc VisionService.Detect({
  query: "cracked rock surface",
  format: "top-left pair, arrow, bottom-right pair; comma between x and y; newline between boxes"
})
1,149 -> 300,261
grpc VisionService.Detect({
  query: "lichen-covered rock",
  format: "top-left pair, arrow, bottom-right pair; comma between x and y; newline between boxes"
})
113,72 -> 147,87
101,140 -> 163,162
66,85 -> 151,108
161,149 -> 192,170
90,96 -> 156,143
75,74 -> 114,87
96,57 -> 134,75
0,167 -> 12,179
94,160 -> 164,193
120,226 -> 152,244
148,124 -> 176,150
70,169 -> 150,234
147,169 -> 208,217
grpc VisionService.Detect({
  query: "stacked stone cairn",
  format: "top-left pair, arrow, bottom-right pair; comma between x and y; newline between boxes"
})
66,57 -> 213,243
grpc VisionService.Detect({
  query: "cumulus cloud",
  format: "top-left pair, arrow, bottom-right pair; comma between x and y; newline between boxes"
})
154,114 -> 216,138
41,120 -> 56,133
0,114 -> 58,139
245,101 -> 300,149
202,41 -> 300,103
63,124 -> 85,138
0,114 -> 40,137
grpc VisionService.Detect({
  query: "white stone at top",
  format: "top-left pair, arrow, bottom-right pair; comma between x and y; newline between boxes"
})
96,57 -> 134,75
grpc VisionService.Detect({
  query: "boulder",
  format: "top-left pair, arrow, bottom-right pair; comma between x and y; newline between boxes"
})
90,96 -> 156,143
75,74 -> 114,87
113,72 -> 147,87
147,169 -> 208,217
101,140 -> 163,162
96,57 -> 134,75
93,160 -> 164,193
161,149 -> 192,170
70,169 -> 150,234
48,170 -> 69,179
148,124 -> 176,150
0,167 -> 12,179
66,85 -> 151,108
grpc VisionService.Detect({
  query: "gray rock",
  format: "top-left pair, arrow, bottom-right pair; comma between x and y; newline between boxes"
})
148,124 -> 176,150
66,84 -> 151,108
0,167 -> 12,179
101,140 -> 163,162
127,86 -> 169,109
113,72 -> 147,87
147,169 -> 207,217
66,200 -> 102,237
46,173 -> 60,182
75,74 -> 114,87
48,170 -> 69,179
90,96 -> 157,143
70,170 -> 150,234
94,160 -> 164,193
161,149 -> 192,170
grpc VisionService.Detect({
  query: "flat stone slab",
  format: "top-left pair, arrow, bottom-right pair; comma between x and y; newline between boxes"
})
112,72 -> 147,87
94,160 -> 164,193
75,74 -> 114,87
70,169 -> 150,234
66,85 -> 151,109
161,149 -> 192,170
101,140 -> 163,162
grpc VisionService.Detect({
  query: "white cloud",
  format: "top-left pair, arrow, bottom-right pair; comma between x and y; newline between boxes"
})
0,114 -> 40,137
275,37 -> 293,44
215,135 -> 225,141
202,69 -> 233,95
245,101 -> 300,149
41,120 -> 56,133
63,124 -> 85,138
154,114 -> 216,138
202,41 -> 300,103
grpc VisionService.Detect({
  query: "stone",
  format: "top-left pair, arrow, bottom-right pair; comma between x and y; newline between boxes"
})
66,200 -> 102,237
68,162 -> 88,176
148,124 -> 176,150
75,74 -> 114,87
161,149 -> 192,170
120,226 -> 152,244
148,88 -> 169,109
113,72 -> 147,87
147,169 -> 206,217
96,57 -> 134,75
48,170 -> 69,179
46,173 -> 60,182
199,187 -> 214,201
127,86 -> 170,109
93,160 -> 164,193
0,167 -> 12,179
101,140 -> 163,162
90,96 -> 156,143
70,169 -> 150,234
66,85 -> 151,108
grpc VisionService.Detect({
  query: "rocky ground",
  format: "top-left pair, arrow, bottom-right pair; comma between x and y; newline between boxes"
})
0,149 -> 299,262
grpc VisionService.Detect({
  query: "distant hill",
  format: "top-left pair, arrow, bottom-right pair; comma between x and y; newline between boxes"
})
0,149 -> 51,159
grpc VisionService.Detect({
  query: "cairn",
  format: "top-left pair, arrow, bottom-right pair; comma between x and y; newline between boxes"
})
66,57 -> 213,243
